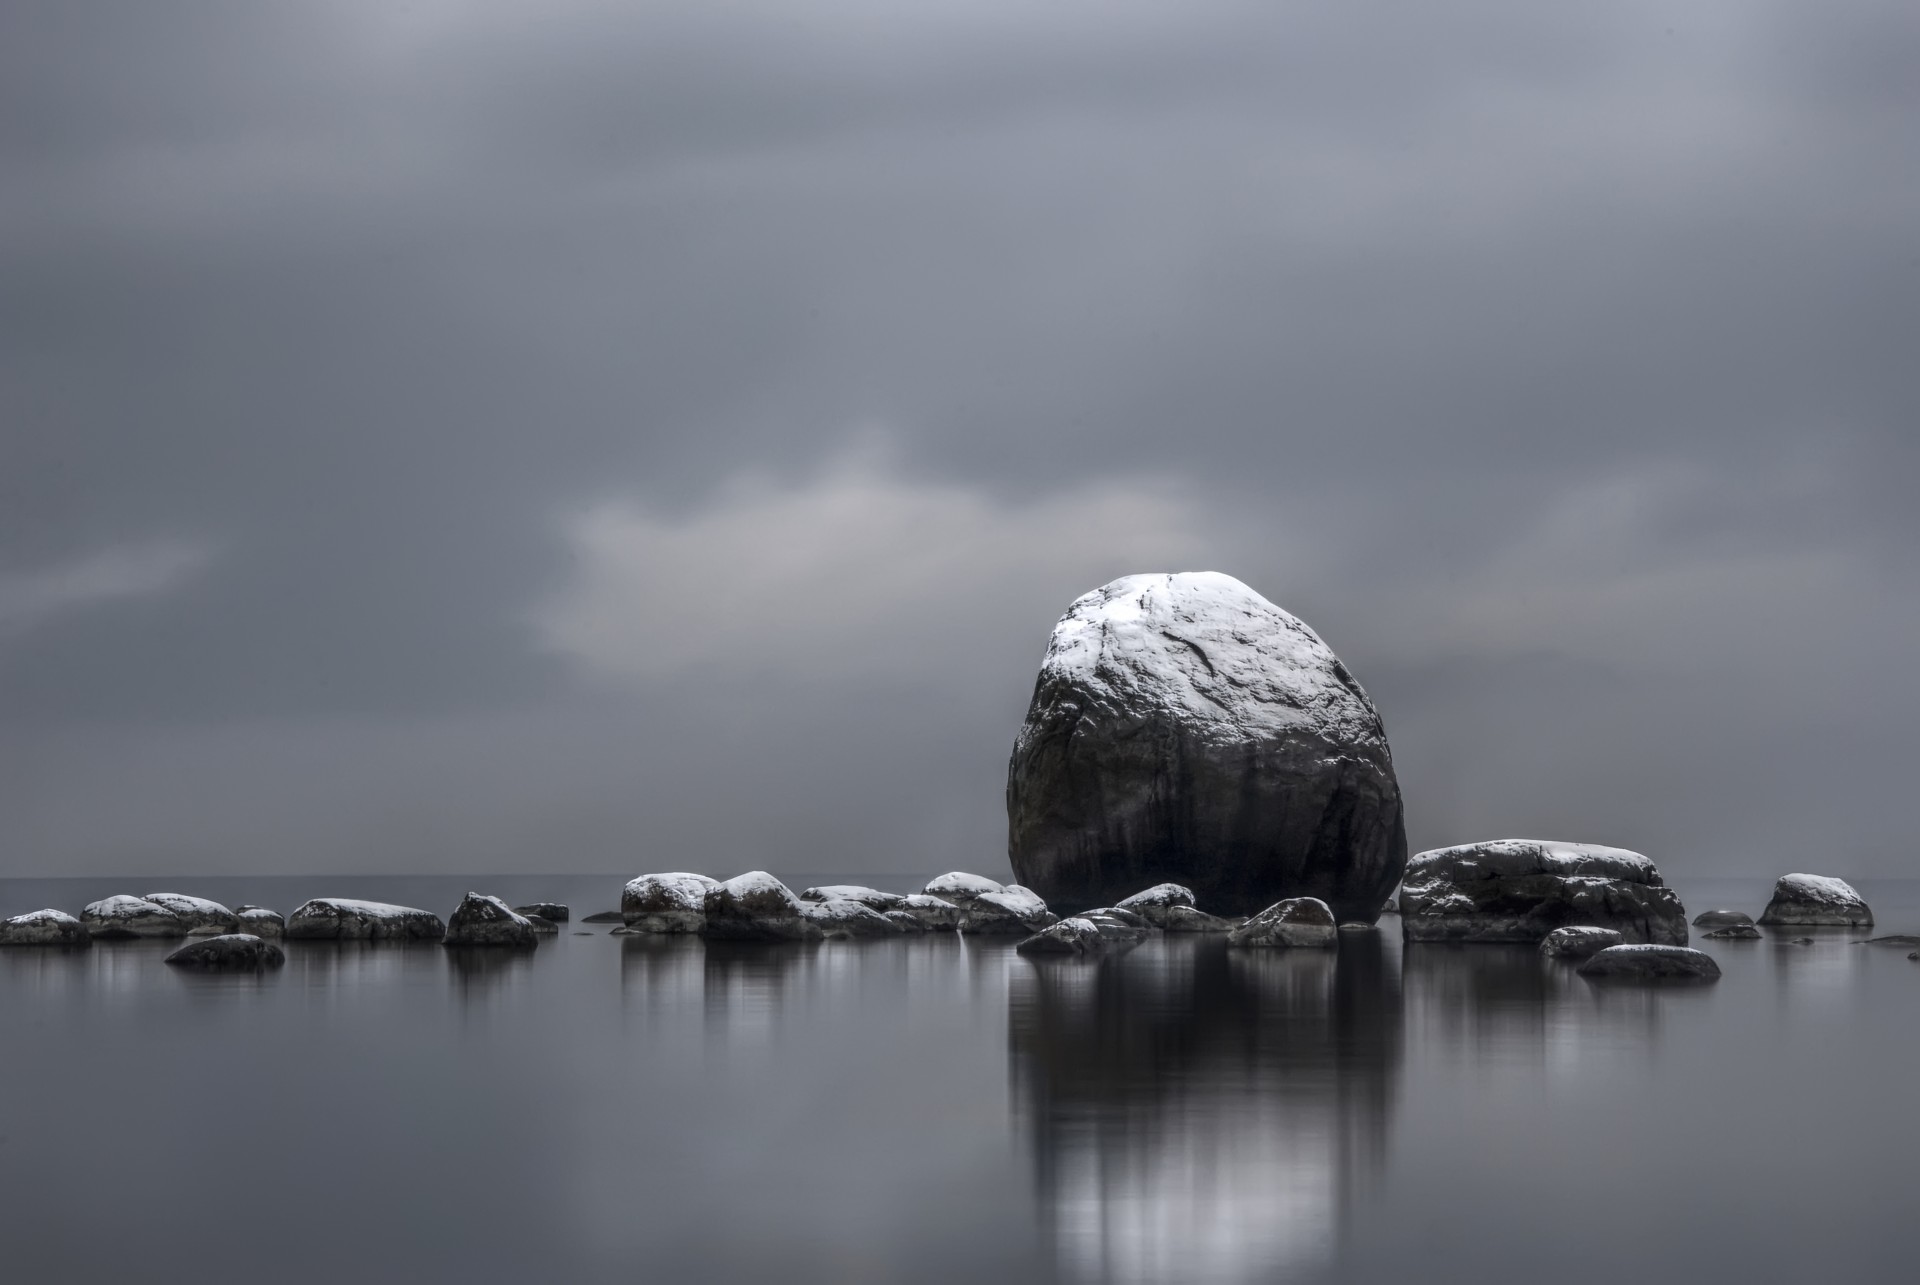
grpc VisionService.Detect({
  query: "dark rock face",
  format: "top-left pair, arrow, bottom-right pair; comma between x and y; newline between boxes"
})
82,896 -> 188,939
621,874 -> 720,934
1006,572 -> 1406,922
1016,911 -> 1149,957
1692,909 -> 1754,929
1703,925 -> 1763,940
165,933 -> 286,970
443,893 -> 540,948
513,902 -> 569,922
1226,897 -> 1338,948
1757,874 -> 1873,927
235,907 -> 284,937
1399,840 -> 1689,945
0,909 -> 93,947
1577,944 -> 1721,982
285,898 -> 446,941
1539,926 -> 1625,959
957,887 -> 1056,936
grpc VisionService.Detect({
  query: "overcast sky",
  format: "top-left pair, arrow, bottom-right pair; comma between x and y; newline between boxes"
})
3,1 -> 1915,881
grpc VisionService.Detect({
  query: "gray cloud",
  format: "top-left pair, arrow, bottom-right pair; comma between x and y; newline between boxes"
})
3,2 -> 1914,878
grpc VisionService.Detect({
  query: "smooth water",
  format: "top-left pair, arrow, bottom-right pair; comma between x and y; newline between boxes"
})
2,874 -> 1916,1283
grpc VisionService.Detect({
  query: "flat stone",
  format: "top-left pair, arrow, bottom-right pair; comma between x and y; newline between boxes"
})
82,896 -> 188,939
1702,925 -> 1762,940
442,892 -> 540,948
1692,909 -> 1755,929
1539,926 -> 1626,959
285,898 -> 446,941
513,902 -> 569,922
0,909 -> 92,947
1757,874 -> 1873,928
1400,840 -> 1689,945
165,933 -> 286,970
1227,897 -> 1339,949
579,911 -> 626,924
1859,935 -> 1920,947
1576,944 -> 1721,982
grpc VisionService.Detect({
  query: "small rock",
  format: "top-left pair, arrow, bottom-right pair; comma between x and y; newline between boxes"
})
1757,874 -> 1873,928
1016,917 -> 1115,957
1539,926 -> 1625,959
1692,909 -> 1755,929
1227,897 -> 1338,949
235,907 -> 285,937
165,933 -> 286,970
1786,937 -> 1816,946
513,902 -> 569,922
702,872 -> 822,942
1379,895 -> 1400,915
620,873 -> 720,933
1338,921 -> 1375,934
1702,925 -> 1762,940
142,893 -> 238,935
799,899 -> 903,939
923,872 -> 1006,907
442,893 -> 539,948
883,910 -> 931,933
799,885 -> 905,911
0,909 -> 93,947
81,896 -> 188,939
285,898 -> 446,941
1576,944 -> 1721,982
1857,935 -> 1920,947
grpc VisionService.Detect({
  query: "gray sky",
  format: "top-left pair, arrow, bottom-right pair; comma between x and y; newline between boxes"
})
4,1 -> 1916,880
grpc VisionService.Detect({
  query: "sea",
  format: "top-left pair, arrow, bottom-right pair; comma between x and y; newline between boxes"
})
2,872 -> 1915,1284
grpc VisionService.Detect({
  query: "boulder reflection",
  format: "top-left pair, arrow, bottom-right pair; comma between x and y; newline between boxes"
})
1009,935 -> 1402,1283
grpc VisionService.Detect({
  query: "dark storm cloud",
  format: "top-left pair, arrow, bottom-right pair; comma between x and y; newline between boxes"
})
3,2 -> 1915,876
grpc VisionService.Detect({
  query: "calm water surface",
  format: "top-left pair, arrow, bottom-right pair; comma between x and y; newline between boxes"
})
3,874 -> 1916,1283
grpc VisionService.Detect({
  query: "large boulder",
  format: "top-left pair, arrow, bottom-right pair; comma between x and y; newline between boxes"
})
285,898 -> 446,941
1757,874 -> 1873,928
0,909 -> 92,947
142,893 -> 238,936
1577,944 -> 1721,982
165,933 -> 286,970
701,872 -> 823,942
442,893 -> 540,948
1226,897 -> 1339,949
81,895 -> 188,939
1399,840 -> 1688,945
1006,572 -> 1406,921
922,872 -> 1006,906
621,873 -> 720,934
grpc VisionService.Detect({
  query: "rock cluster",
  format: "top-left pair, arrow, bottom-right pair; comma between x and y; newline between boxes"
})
1399,840 -> 1688,945
81,895 -> 190,939
1757,874 -> 1873,928
141,893 -> 238,936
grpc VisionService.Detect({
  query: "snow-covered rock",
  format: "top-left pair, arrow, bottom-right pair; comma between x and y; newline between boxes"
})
235,907 -> 285,937
701,872 -> 823,942
141,893 -> 238,935
923,872 -> 1005,906
0,909 -> 92,947
799,899 -> 903,939
888,894 -> 964,931
957,888 -> 1056,936
1692,909 -> 1754,929
164,933 -> 286,970
1227,897 -> 1338,949
1399,840 -> 1689,945
1113,883 -> 1195,928
513,902 -> 569,922
1702,924 -> 1762,940
1539,926 -> 1625,959
1159,905 -> 1241,933
1006,572 -> 1406,921
442,892 -> 540,948
800,885 -> 905,911
1577,944 -> 1722,982
1016,917 -> 1114,957
82,895 -> 188,939
621,873 -> 720,934
1757,874 -> 1873,927
284,898 -> 446,941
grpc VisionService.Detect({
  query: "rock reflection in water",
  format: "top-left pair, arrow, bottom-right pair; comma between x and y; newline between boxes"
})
1009,934 -> 1402,1283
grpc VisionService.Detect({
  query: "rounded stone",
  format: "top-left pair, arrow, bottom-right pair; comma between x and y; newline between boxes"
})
1757,874 -> 1873,928
1576,944 -> 1721,982
1539,926 -> 1626,959
164,933 -> 286,970
442,892 -> 540,948
0,909 -> 93,947
1226,896 -> 1339,949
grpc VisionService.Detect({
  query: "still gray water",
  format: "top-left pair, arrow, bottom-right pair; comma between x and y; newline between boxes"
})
3,874 -> 1916,1283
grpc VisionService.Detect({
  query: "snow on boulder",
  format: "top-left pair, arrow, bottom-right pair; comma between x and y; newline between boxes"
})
621,873 -> 721,934
1539,926 -> 1625,959
888,895 -> 964,931
0,909 -> 92,947
1577,944 -> 1721,982
142,893 -> 238,936
285,898 -> 446,941
165,933 -> 286,970
799,899 -> 904,939
800,885 -> 905,911
235,907 -> 285,937
1007,572 -> 1406,921
1227,897 -> 1339,948
82,896 -> 188,939
923,872 -> 1005,906
1757,874 -> 1873,928
513,902 -> 570,922
957,888 -> 1056,936
1113,883 -> 1195,928
1016,917 -> 1113,957
442,893 -> 540,948
1399,840 -> 1689,945
701,872 -> 823,942
1159,905 -> 1241,933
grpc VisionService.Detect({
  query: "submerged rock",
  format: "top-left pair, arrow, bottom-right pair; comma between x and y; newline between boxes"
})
800,885 -> 905,911
285,898 -> 446,941
1399,840 -> 1688,945
82,896 -> 188,939
1006,572 -> 1406,921
923,872 -> 1006,907
621,873 -> 721,934
442,893 -> 540,948
1226,897 -> 1339,949
142,893 -> 238,935
889,894 -> 965,931
1702,925 -> 1763,941
1158,905 -> 1241,933
701,872 -> 823,942
233,907 -> 285,937
1539,926 -> 1626,959
1576,944 -> 1721,982
0,909 -> 92,947
1757,874 -> 1873,928
800,899 -> 903,939
1016,915 -> 1148,957
579,911 -> 626,924
165,933 -> 285,970
957,887 -> 1056,936
1692,909 -> 1754,929
513,902 -> 569,922
1859,935 -> 1920,948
